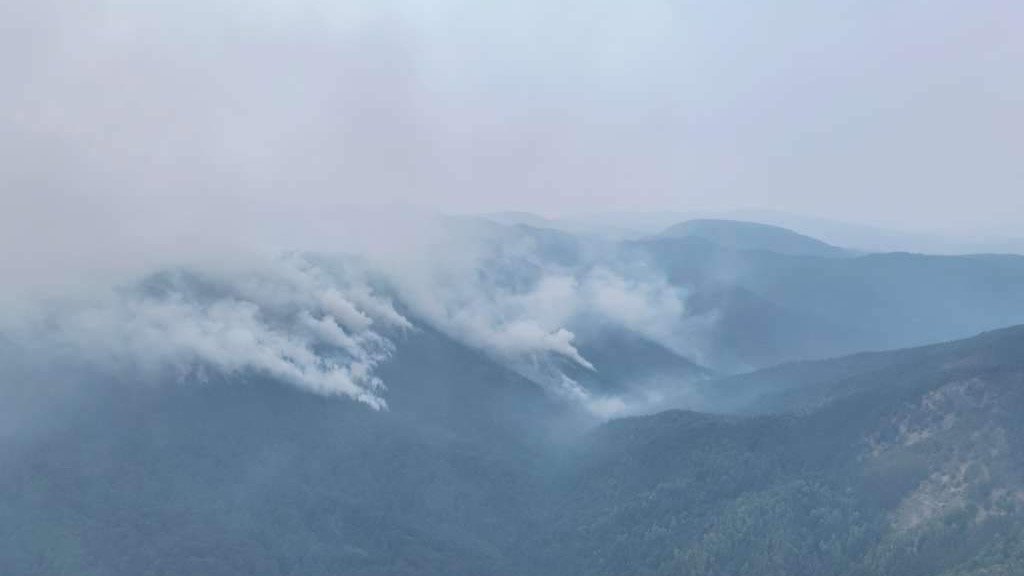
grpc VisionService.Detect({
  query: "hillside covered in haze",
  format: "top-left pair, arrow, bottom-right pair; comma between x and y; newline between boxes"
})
6,1 -> 1023,572
3,218 -> 1024,575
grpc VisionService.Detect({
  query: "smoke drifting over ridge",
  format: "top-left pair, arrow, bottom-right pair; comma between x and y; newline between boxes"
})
2,212 -> 695,416
371,222 -> 691,407
13,0 -> 1020,415
13,256 -> 409,408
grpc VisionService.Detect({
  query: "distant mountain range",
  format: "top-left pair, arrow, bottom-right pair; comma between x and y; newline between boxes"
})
483,210 -> 1024,255
627,221 -> 1024,371
3,216 -> 1024,575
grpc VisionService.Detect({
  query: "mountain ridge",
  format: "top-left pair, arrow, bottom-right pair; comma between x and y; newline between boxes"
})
659,218 -> 851,257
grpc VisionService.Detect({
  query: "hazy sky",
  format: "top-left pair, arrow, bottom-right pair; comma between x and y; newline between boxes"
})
2,0 -> 1022,262
1,0 -> 1022,415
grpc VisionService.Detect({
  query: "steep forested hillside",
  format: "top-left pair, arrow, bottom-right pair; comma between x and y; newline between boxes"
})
0,326 -> 563,576
538,325 -> 1024,575
3,326 -> 1024,575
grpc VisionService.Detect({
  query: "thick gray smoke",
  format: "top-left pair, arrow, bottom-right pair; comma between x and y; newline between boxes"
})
365,221 -> 692,408
17,0 -> 1020,415
11,255 -> 410,409
2,217 -> 692,416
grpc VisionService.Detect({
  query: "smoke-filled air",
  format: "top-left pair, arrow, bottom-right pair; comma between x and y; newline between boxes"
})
3,1 -> 1024,575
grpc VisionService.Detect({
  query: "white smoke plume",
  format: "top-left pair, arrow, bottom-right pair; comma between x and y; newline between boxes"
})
2,211 -> 693,416
23,255 -> 410,410
365,222 -> 691,409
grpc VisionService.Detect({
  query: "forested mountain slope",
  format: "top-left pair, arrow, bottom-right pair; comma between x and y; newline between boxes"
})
3,326 -> 1024,575
539,325 -> 1024,575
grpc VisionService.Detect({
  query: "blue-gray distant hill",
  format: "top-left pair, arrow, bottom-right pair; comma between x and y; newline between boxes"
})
658,218 -> 851,257
633,232 -> 1024,371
